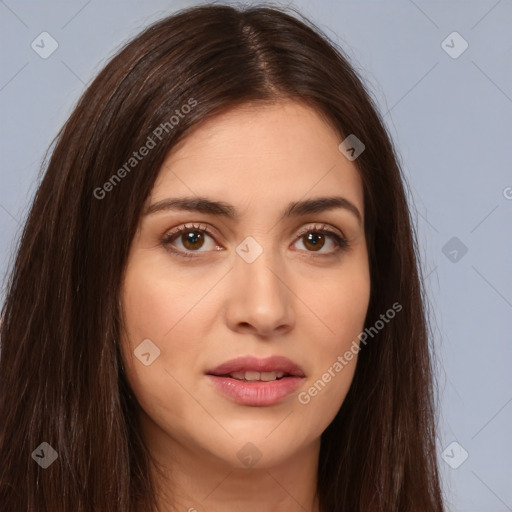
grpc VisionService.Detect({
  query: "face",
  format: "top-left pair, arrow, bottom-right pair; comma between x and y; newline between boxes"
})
120,100 -> 370,471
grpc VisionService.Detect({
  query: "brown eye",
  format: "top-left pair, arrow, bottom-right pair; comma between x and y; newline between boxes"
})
293,226 -> 348,255
181,230 -> 206,250
302,232 -> 326,251
162,223 -> 221,258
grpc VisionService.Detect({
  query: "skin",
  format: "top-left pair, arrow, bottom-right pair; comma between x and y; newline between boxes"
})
120,100 -> 371,512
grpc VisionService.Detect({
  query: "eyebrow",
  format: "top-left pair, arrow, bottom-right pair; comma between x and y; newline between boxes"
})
144,195 -> 362,225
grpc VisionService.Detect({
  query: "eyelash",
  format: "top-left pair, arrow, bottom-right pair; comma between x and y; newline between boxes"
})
161,222 -> 349,259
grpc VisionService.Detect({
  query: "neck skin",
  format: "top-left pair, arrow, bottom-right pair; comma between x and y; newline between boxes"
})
138,410 -> 321,512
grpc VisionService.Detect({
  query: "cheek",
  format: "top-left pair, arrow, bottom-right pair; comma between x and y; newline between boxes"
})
323,275 -> 370,347
121,253 -> 219,350
121,262 -> 182,344
295,256 -> 370,429
119,255 -> 221,405
305,253 -> 370,355
295,301 -> 365,441
119,264 -> 202,430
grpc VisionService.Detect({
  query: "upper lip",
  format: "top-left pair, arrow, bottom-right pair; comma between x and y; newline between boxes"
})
207,355 -> 305,377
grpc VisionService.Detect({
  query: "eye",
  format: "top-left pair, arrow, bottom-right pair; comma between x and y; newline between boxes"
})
292,224 -> 348,255
161,223 -> 222,258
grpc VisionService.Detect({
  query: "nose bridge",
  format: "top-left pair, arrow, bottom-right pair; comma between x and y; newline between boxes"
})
226,236 -> 294,334
235,238 -> 284,299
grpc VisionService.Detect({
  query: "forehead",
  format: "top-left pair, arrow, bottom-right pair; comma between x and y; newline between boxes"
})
150,101 -> 364,217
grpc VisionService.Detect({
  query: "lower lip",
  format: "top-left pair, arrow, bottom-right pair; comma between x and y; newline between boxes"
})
206,375 -> 303,406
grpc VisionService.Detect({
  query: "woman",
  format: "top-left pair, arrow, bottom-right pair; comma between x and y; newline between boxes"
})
0,4 -> 445,511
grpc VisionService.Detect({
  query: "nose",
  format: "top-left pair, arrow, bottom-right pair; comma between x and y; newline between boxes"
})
223,245 -> 295,337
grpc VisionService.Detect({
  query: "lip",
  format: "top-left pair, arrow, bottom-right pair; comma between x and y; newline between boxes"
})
206,355 -> 305,407
207,355 -> 305,377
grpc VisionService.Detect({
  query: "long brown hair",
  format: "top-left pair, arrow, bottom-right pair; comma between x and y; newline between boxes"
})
0,4 -> 444,511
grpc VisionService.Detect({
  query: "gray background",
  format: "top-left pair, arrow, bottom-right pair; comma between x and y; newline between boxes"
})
1,1 -> 511,510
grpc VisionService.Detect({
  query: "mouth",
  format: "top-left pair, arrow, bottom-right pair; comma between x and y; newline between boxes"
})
206,355 -> 305,406
213,370 -> 291,382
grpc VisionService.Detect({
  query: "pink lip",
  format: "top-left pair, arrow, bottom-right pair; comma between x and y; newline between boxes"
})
207,355 -> 305,377
206,355 -> 305,407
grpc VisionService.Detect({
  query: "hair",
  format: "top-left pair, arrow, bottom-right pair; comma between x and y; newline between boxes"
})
0,3 -> 444,511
